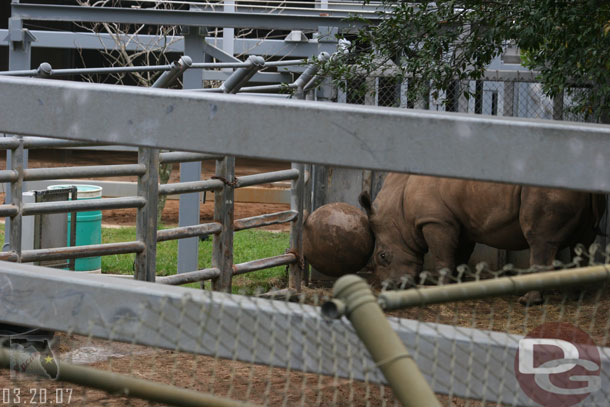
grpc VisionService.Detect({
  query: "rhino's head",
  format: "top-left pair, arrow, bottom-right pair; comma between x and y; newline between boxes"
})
359,191 -> 423,287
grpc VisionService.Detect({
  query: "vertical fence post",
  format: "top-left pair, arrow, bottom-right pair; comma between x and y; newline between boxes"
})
322,275 -> 441,407
553,89 -> 564,121
9,138 -> 24,262
288,163 -> 305,292
212,156 -> 235,292
135,147 -> 159,282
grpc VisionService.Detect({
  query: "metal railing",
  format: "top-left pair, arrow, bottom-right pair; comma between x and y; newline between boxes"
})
0,136 -> 306,292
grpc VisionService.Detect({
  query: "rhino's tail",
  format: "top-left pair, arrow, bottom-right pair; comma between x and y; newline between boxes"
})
592,193 -> 608,235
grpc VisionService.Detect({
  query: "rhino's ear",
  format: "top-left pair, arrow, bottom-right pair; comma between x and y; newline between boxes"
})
359,191 -> 373,217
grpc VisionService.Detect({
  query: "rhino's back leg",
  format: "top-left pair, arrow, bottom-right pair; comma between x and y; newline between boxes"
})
518,187 -> 589,305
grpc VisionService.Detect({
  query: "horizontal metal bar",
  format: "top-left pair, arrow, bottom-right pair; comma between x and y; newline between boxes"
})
264,59 -> 307,67
233,254 -> 296,276
159,152 -> 224,164
0,205 -> 19,217
0,30 -> 338,57
20,242 -> 145,263
12,4 -> 368,31
238,83 -> 297,93
0,348 -> 255,407
234,210 -> 298,231
4,77 -> 610,192
0,170 -> 18,183
0,64 -> 174,78
21,197 -> 146,216
157,223 -> 222,242
157,268 -> 221,285
0,252 -> 18,262
22,137 -> 105,149
0,137 -> 20,149
378,265 -> 610,311
236,169 -> 299,188
23,164 -> 146,181
159,179 -> 224,196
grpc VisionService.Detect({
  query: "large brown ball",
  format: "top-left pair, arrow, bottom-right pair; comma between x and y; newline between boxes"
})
303,202 -> 374,277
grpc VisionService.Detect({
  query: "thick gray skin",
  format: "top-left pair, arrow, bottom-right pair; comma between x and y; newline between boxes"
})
359,173 -> 606,305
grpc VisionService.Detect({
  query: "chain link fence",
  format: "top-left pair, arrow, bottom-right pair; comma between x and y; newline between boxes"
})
1,245 -> 609,406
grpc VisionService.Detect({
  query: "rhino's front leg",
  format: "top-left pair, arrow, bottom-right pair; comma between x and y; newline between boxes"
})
420,222 -> 461,284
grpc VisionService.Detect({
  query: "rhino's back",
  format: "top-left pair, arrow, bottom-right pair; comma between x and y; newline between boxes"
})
405,176 -> 529,250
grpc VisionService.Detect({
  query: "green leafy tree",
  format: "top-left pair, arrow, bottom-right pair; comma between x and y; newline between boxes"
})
327,0 -> 610,121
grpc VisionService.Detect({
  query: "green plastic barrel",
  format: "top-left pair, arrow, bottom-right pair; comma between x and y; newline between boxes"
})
48,184 -> 102,272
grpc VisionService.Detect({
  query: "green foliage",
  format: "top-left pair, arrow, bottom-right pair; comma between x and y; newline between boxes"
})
326,0 -> 610,120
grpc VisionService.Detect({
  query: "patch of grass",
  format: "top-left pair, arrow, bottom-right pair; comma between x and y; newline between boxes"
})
101,226 -> 290,294
0,224 -> 289,294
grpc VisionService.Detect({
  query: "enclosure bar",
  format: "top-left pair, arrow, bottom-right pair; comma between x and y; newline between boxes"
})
235,169 -> 299,188
0,138 -> 20,149
324,275 -> 441,407
378,264 -> 610,311
157,268 -> 221,285
152,56 -> 192,89
157,222 -> 223,242
22,137 -> 104,149
158,179 -> 224,195
238,83 -> 297,93
191,61 -> 257,69
0,205 -> 19,217
135,148 -> 159,282
0,64 -> 175,77
220,56 -> 265,94
9,141 -> 24,262
0,252 -> 18,262
212,156 -> 235,292
0,348 -> 257,407
0,170 -> 18,183
23,164 -> 147,181
7,76 -> 610,192
232,254 -> 296,276
264,59 -> 307,67
233,210 -> 298,231
288,163 -> 304,291
159,152 -> 225,164
21,197 -> 146,216
20,241 -> 145,263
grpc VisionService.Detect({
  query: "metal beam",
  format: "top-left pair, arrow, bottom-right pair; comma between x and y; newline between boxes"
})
2,76 -> 610,192
12,4 -> 367,31
0,30 -> 338,58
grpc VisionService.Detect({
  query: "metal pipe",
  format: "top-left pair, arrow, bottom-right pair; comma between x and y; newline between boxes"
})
191,61 -> 254,69
293,52 -> 330,89
212,156 -> 235,292
234,210 -> 297,231
0,170 -> 18,183
22,136 -> 104,149
0,252 -> 18,262
135,147 -> 159,282
322,275 -> 441,407
151,56 -> 192,88
0,137 -> 20,149
219,55 -> 265,94
233,254 -> 296,276
288,163 -> 304,291
22,197 -> 146,216
235,169 -> 299,188
23,164 -> 146,181
238,83 -> 297,93
159,179 -> 224,195
20,241 -> 145,263
0,348 -> 256,407
264,59 -> 307,67
159,152 -> 224,164
157,223 -> 222,242
0,205 -> 18,217
9,141 -> 24,262
378,264 -> 610,311
157,268 -> 221,285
